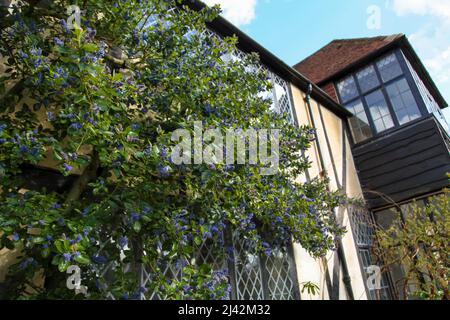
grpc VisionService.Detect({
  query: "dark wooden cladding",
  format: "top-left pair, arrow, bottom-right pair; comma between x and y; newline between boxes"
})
352,116 -> 450,209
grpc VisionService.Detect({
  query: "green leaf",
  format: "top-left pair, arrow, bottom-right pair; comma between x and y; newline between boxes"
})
58,260 -> 70,272
133,221 -> 141,233
55,240 -> 65,253
32,237 -> 45,244
74,254 -> 90,265
193,236 -> 202,246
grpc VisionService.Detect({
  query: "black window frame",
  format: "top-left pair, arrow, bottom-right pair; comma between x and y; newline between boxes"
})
335,49 -> 429,146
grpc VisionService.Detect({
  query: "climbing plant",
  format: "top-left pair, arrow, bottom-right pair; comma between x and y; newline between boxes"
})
0,0 -> 345,299
374,190 -> 449,300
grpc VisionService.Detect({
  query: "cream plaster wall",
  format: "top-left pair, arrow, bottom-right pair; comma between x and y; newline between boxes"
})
290,84 -> 368,300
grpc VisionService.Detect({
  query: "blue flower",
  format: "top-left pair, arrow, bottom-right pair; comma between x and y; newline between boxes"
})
69,122 -> 83,130
142,206 -> 151,214
157,165 -> 171,177
91,255 -> 107,264
60,19 -> 70,33
51,202 -> 61,209
63,253 -> 71,262
202,231 -> 212,240
57,217 -> 66,226
12,233 -> 19,241
63,163 -> 73,172
39,220 -> 45,226
118,236 -> 128,249
81,207 -> 89,217
53,37 -> 64,46
19,258 -> 35,270
30,47 -> 42,56
19,145 -> 28,153
139,286 -> 148,294
19,51 -> 28,59
86,27 -> 96,39
182,285 -> 192,294
131,212 -> 141,222
75,234 -> 82,243
83,228 -> 89,236
30,147 -> 39,157
45,235 -> 53,242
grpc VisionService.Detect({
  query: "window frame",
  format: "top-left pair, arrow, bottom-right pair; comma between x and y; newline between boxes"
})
226,229 -> 301,300
348,205 -> 396,300
335,49 -> 428,145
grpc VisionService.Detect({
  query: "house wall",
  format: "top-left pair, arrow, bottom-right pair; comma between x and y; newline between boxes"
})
290,84 -> 369,300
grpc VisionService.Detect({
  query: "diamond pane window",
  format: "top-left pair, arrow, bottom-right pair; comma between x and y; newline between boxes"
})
349,206 -> 393,300
232,232 -> 265,300
356,65 -> 380,93
264,248 -> 297,300
337,75 -> 359,103
345,99 -> 373,143
269,72 -> 295,124
376,53 -> 403,83
232,230 -> 299,300
386,78 -> 421,125
365,90 -> 395,133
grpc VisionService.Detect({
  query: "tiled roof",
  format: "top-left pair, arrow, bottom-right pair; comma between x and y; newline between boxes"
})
293,34 -> 404,85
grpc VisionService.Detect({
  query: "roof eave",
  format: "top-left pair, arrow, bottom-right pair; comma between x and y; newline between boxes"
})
180,0 -> 353,118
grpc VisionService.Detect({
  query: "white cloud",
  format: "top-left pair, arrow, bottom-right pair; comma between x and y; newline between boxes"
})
203,0 -> 258,27
392,0 -> 450,21
390,0 -> 450,110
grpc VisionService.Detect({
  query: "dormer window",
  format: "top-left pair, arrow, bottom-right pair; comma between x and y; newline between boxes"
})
336,51 -> 426,144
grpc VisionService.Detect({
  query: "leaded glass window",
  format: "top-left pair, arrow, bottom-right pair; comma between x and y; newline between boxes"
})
386,78 -> 421,125
269,72 -> 296,124
345,99 -> 373,143
232,233 -> 265,300
376,53 -> 403,83
335,50 -> 425,143
95,230 -> 299,300
349,206 -> 393,300
264,248 -> 298,300
356,65 -> 380,93
337,75 -> 359,103
365,90 -> 395,133
231,230 -> 299,300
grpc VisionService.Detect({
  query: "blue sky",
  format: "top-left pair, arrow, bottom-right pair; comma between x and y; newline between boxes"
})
204,0 -> 450,120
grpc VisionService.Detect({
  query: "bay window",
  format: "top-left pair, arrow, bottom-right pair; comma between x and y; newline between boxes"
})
336,50 -> 426,144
